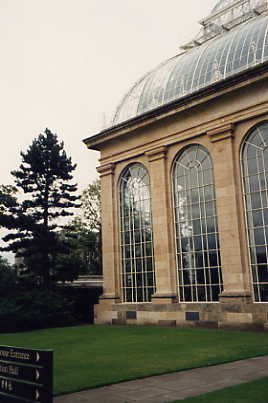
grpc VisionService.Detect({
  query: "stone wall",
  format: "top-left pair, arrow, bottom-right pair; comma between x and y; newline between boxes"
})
89,69 -> 268,331
95,299 -> 268,331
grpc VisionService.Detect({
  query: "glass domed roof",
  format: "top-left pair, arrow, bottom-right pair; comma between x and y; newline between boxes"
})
212,0 -> 247,13
113,0 -> 268,126
209,0 -> 263,27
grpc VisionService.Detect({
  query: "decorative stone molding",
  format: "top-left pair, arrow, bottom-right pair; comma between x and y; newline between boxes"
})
96,163 -> 115,177
151,293 -> 177,304
207,123 -> 234,143
220,290 -> 251,298
152,292 -> 177,298
145,145 -> 167,162
219,291 -> 253,307
98,294 -> 121,306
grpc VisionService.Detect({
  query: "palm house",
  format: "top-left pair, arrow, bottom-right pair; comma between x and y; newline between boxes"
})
84,0 -> 268,330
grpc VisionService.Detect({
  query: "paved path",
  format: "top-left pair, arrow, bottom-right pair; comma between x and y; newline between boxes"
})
54,355 -> 268,403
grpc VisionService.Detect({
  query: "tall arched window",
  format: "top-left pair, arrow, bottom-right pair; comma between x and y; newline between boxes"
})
241,122 -> 268,302
119,163 -> 156,302
173,145 -> 223,302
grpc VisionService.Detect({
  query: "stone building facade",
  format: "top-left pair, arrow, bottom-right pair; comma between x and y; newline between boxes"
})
84,0 -> 268,330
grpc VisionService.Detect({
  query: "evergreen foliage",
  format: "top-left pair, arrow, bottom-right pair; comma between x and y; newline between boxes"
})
0,255 -> 16,294
0,129 -> 80,287
0,185 -> 17,214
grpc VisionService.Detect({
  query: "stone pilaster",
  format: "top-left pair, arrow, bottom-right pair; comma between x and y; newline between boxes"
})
96,163 -> 120,309
146,146 -> 177,303
208,124 -> 251,313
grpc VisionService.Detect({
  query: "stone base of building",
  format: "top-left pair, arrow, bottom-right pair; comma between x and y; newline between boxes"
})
94,297 -> 268,331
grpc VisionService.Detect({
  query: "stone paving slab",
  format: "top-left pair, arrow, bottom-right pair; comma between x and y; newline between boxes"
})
54,355 -> 268,403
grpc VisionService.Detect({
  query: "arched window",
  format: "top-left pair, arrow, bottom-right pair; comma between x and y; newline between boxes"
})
241,122 -> 268,302
173,145 -> 223,302
119,163 -> 155,302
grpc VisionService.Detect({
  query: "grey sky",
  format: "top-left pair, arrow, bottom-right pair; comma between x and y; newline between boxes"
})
0,0 -> 215,192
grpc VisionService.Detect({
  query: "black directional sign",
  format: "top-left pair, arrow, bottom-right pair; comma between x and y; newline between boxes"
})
0,345 -> 53,403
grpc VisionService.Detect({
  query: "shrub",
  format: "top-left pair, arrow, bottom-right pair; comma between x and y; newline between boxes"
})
0,285 -> 102,332
56,285 -> 102,323
0,256 -> 17,296
0,289 -> 76,332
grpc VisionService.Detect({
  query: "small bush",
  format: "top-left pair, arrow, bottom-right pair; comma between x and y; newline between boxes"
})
0,257 -> 17,297
0,286 -> 102,333
57,285 -> 102,323
0,290 -> 75,332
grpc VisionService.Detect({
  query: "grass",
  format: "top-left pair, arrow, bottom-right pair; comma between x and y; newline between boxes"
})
169,376 -> 268,403
0,325 -> 268,395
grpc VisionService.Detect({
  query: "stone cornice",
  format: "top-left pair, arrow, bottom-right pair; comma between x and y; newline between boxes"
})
83,64 -> 268,151
97,163 -> 115,177
145,146 -> 167,162
99,101 -> 268,165
207,123 -> 234,143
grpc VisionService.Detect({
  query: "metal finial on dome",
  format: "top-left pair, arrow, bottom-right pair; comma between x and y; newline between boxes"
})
181,0 -> 268,51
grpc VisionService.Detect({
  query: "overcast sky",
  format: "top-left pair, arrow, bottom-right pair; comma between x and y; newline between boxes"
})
1,0 -> 215,190
1,0 -> 216,260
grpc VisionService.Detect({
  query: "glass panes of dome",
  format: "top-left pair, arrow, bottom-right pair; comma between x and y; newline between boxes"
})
212,0 -> 263,15
205,0 -> 266,34
242,122 -> 268,302
113,73 -> 151,124
113,4 -> 268,126
119,163 -> 156,303
173,145 -> 223,302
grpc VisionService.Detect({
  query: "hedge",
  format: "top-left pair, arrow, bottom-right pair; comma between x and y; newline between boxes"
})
0,285 -> 102,333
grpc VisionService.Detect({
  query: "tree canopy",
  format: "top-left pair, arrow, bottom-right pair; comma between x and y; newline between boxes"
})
0,185 -> 17,215
0,129 -> 80,287
67,179 -> 102,275
0,255 -> 17,294
73,179 -> 101,232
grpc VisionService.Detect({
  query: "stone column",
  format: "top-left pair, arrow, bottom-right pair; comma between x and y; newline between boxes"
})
95,163 -> 120,323
146,146 -> 177,303
208,124 -> 252,326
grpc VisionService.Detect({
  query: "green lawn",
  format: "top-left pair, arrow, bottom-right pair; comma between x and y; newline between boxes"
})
0,325 -> 268,395
169,376 -> 268,403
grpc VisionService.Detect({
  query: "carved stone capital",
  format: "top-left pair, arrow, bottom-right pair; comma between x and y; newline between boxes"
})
145,145 -> 167,162
97,163 -> 115,177
207,123 -> 234,143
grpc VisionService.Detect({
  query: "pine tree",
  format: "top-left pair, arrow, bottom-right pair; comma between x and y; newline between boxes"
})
0,185 -> 17,215
0,129 -> 80,287
0,255 -> 17,294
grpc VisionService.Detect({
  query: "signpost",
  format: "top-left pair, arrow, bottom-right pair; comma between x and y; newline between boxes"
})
0,345 -> 53,402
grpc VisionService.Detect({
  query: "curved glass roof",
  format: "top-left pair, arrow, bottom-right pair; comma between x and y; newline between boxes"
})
213,0 -> 239,11
212,0 -> 251,13
208,0 -> 263,27
113,0 -> 268,126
